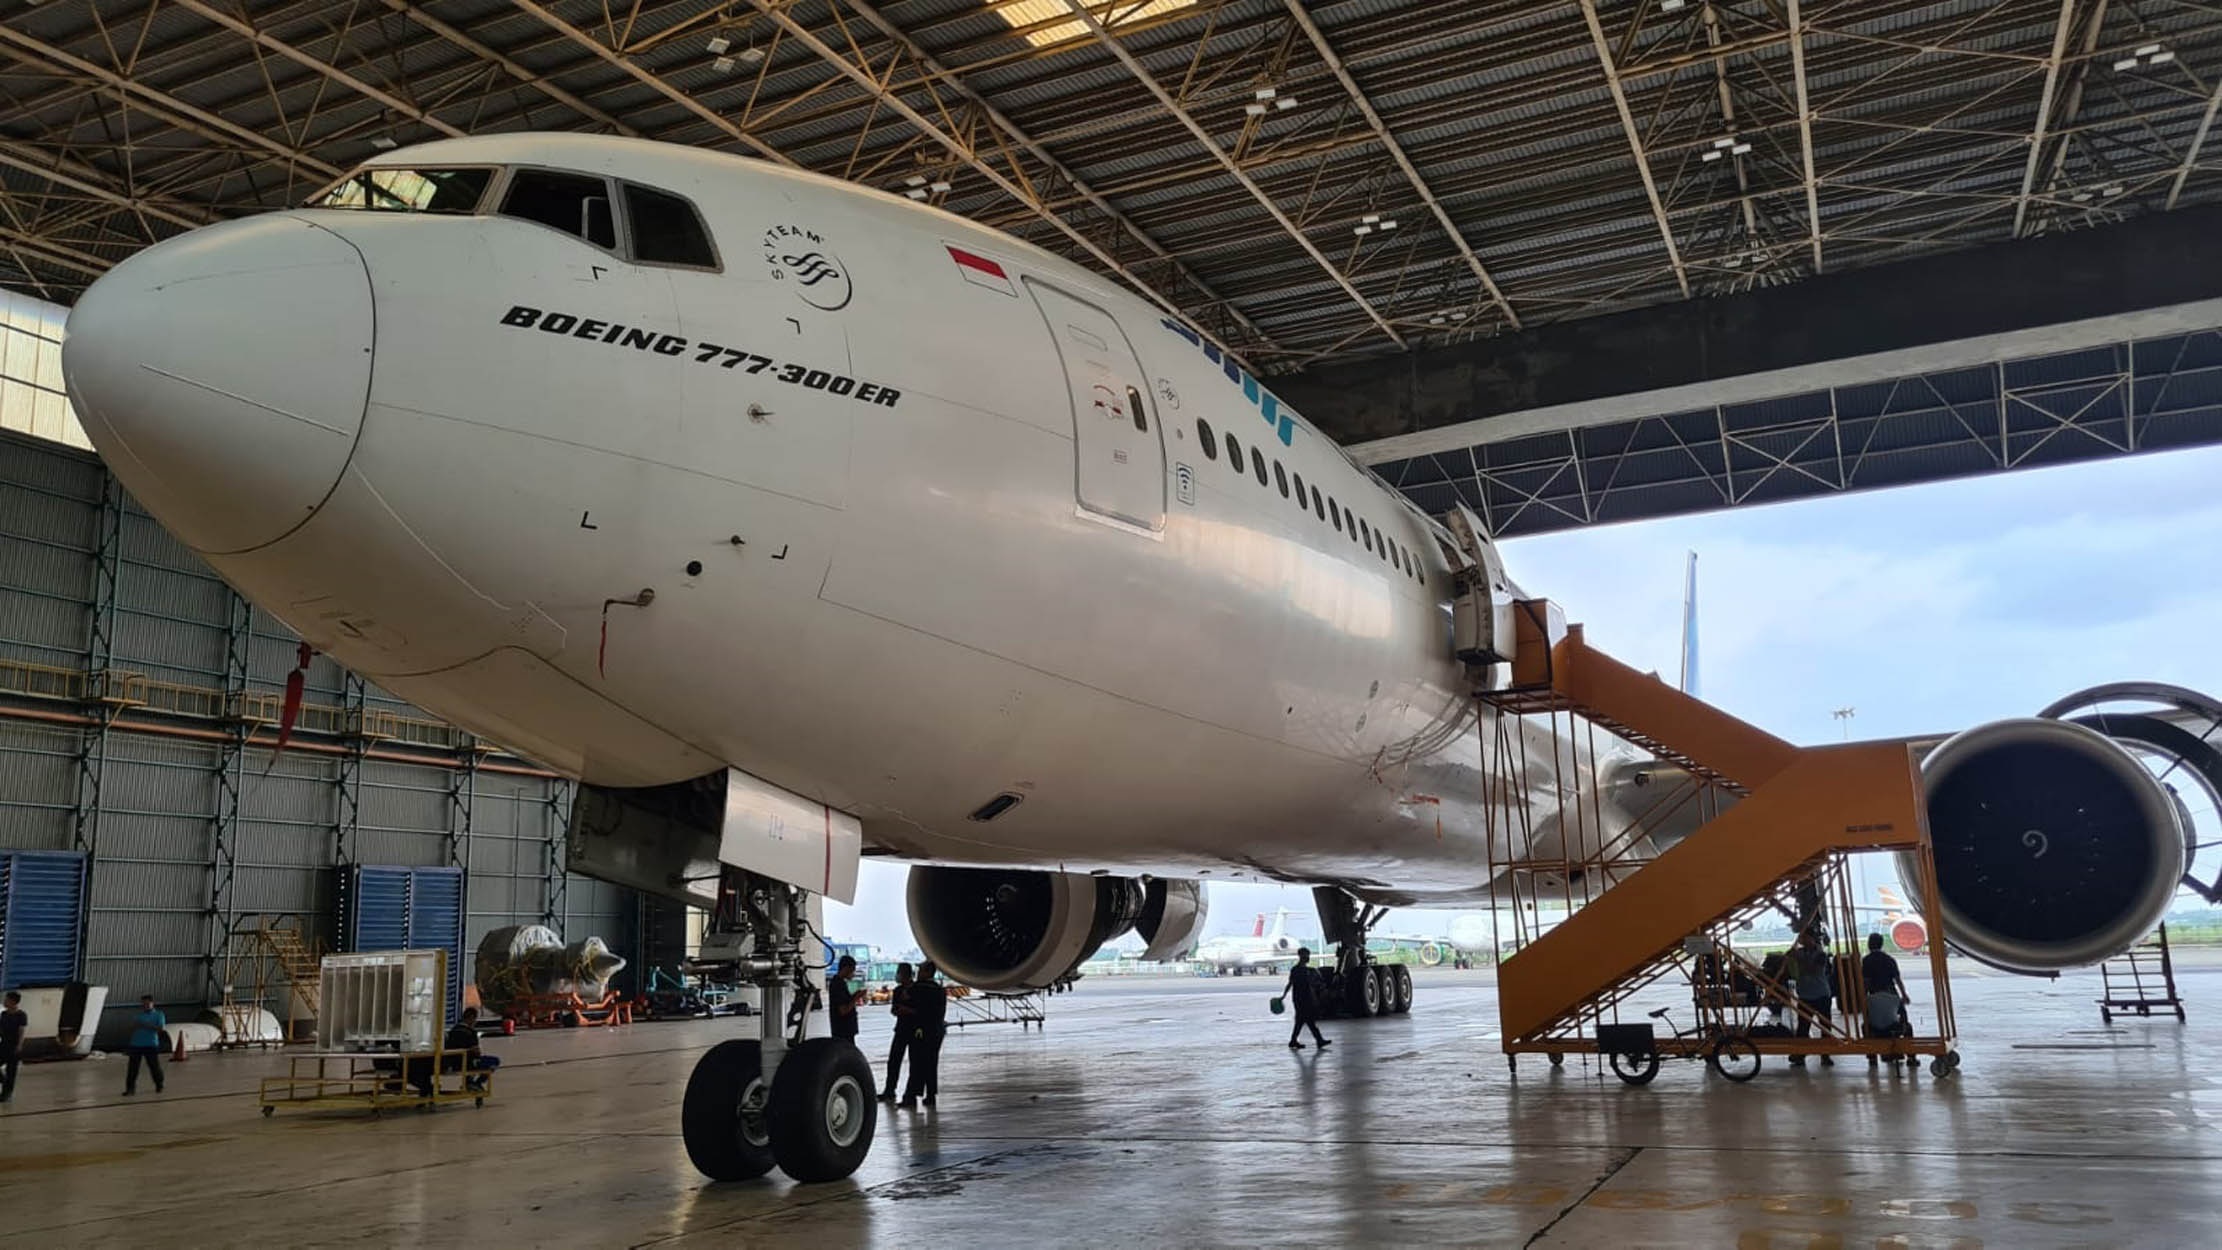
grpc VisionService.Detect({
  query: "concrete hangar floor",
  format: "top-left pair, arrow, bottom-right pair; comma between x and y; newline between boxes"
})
6,961 -> 2217,1248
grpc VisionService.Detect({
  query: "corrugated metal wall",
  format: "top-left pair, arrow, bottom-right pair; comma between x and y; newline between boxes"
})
0,424 -> 639,1042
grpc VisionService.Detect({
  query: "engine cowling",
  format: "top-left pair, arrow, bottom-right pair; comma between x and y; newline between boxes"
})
1134,880 -> 1208,962
1906,717 -> 2187,972
905,867 -> 1146,991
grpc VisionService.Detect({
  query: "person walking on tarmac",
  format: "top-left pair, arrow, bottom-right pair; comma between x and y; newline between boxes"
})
1282,948 -> 1332,1050
879,963 -> 915,1101
899,961 -> 949,1108
123,994 -> 166,1095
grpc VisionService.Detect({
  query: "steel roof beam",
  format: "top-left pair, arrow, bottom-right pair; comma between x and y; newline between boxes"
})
167,0 -> 468,140
0,138 -> 213,232
375,0 -> 640,137
507,0 -> 798,166
1576,0 -> 1691,299
1786,0 -> 1823,273
2166,56 -> 2222,211
1279,0 -> 1518,331
1061,1 -> 1407,350
749,0 -> 1279,354
0,24 -> 342,180
2010,0 -> 2081,237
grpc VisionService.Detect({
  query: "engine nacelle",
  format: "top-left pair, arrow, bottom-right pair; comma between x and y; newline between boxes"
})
1134,880 -> 1208,962
905,867 -> 1146,991
1906,717 -> 2187,972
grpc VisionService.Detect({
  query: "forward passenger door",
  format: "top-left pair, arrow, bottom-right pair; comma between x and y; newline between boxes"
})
1026,279 -> 1165,532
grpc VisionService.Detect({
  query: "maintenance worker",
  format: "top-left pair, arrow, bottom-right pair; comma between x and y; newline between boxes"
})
122,994 -> 165,1095
0,990 -> 26,1102
879,963 -> 915,1101
446,1007 -> 501,1091
828,954 -> 861,1045
1788,932 -> 1837,1067
899,960 -> 948,1109
1863,933 -> 1912,1067
1282,948 -> 1331,1051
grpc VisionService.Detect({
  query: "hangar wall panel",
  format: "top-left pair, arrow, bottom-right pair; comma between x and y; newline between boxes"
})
0,427 -> 647,1039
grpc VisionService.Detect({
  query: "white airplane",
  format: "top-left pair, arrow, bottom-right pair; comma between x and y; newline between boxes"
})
1863,885 -> 1930,953
1192,908 -> 1302,974
61,132 -> 2194,1183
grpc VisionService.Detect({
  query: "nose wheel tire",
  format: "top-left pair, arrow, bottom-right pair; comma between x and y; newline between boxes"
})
1390,964 -> 1414,1014
769,1038 -> 878,1183
683,1040 -> 777,1181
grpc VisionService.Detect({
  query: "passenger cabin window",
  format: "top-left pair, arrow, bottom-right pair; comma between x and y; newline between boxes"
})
623,183 -> 717,267
1329,498 -> 1341,531
1250,446 -> 1268,487
1273,461 -> 1289,498
1126,386 -> 1149,433
1292,471 -> 1307,505
1312,487 -> 1326,521
502,169 -> 617,249
1197,419 -> 1218,460
313,167 -> 492,214
1225,433 -> 1244,474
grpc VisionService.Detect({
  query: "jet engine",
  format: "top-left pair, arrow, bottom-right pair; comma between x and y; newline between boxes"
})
1905,717 -> 2188,973
1133,879 -> 1209,962
906,867 -> 1149,991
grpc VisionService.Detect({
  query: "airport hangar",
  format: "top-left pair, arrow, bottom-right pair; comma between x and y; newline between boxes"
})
2,1 -> 2222,1246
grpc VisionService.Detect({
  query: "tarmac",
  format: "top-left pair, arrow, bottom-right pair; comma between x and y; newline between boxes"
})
4,954 -> 2218,1247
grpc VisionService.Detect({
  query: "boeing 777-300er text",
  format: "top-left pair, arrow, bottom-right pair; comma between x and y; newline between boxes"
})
61,134 -> 2200,1182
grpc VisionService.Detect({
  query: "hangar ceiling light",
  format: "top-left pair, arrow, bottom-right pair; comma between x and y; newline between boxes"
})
992,0 -> 1203,48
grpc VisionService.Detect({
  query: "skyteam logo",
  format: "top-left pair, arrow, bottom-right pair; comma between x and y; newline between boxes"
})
1161,320 -> 1295,445
762,224 -> 853,312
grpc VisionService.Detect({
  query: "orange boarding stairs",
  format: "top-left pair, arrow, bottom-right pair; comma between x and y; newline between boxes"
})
1483,605 -> 1934,1047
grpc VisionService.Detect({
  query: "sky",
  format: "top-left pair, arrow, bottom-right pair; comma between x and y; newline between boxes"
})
828,443 -> 2222,953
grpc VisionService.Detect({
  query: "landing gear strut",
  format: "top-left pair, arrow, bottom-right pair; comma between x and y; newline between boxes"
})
682,867 -> 874,1183
1313,887 -> 1414,1018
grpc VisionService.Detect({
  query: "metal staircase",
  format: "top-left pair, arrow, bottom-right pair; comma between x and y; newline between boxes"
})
1463,594 -> 1957,1068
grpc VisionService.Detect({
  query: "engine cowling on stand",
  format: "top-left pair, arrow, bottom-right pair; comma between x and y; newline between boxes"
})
908,868 -> 1202,990
1907,717 -> 2190,973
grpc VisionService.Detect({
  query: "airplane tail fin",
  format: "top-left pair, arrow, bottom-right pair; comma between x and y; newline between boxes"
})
1268,907 -> 1289,941
1252,913 -> 1265,938
1877,884 -> 1909,912
1678,551 -> 1699,698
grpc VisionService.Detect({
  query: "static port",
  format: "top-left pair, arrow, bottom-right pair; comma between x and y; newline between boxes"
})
686,560 -> 703,576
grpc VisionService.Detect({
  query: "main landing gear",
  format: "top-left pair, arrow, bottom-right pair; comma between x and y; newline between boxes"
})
682,867 -> 875,1183
1312,887 -> 1414,1020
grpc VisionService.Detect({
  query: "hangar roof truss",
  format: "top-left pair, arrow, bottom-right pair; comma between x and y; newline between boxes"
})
1,0 -> 2219,374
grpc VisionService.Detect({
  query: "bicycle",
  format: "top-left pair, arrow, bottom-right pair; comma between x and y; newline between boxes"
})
1601,1004 -> 1762,1086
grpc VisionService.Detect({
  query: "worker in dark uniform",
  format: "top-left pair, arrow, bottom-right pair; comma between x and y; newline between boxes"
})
1283,948 -> 1331,1050
899,960 -> 948,1108
879,962 -> 915,1101
0,990 -> 26,1102
828,954 -> 861,1046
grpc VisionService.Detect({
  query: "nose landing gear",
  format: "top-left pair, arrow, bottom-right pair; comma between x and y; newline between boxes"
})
683,867 -> 876,1183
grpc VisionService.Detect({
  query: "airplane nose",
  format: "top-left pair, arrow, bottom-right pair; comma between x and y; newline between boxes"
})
62,214 -> 372,554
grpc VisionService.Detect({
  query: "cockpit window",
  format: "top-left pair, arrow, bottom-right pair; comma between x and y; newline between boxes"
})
501,169 -> 617,250
312,167 -> 492,214
623,183 -> 718,268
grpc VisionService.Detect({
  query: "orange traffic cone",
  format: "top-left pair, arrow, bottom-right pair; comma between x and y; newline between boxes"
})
172,1028 -> 189,1063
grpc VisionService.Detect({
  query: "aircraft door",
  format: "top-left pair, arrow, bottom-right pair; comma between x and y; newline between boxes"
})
1026,279 -> 1165,531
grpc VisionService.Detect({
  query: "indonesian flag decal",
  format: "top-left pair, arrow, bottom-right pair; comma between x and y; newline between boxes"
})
947,244 -> 1016,296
